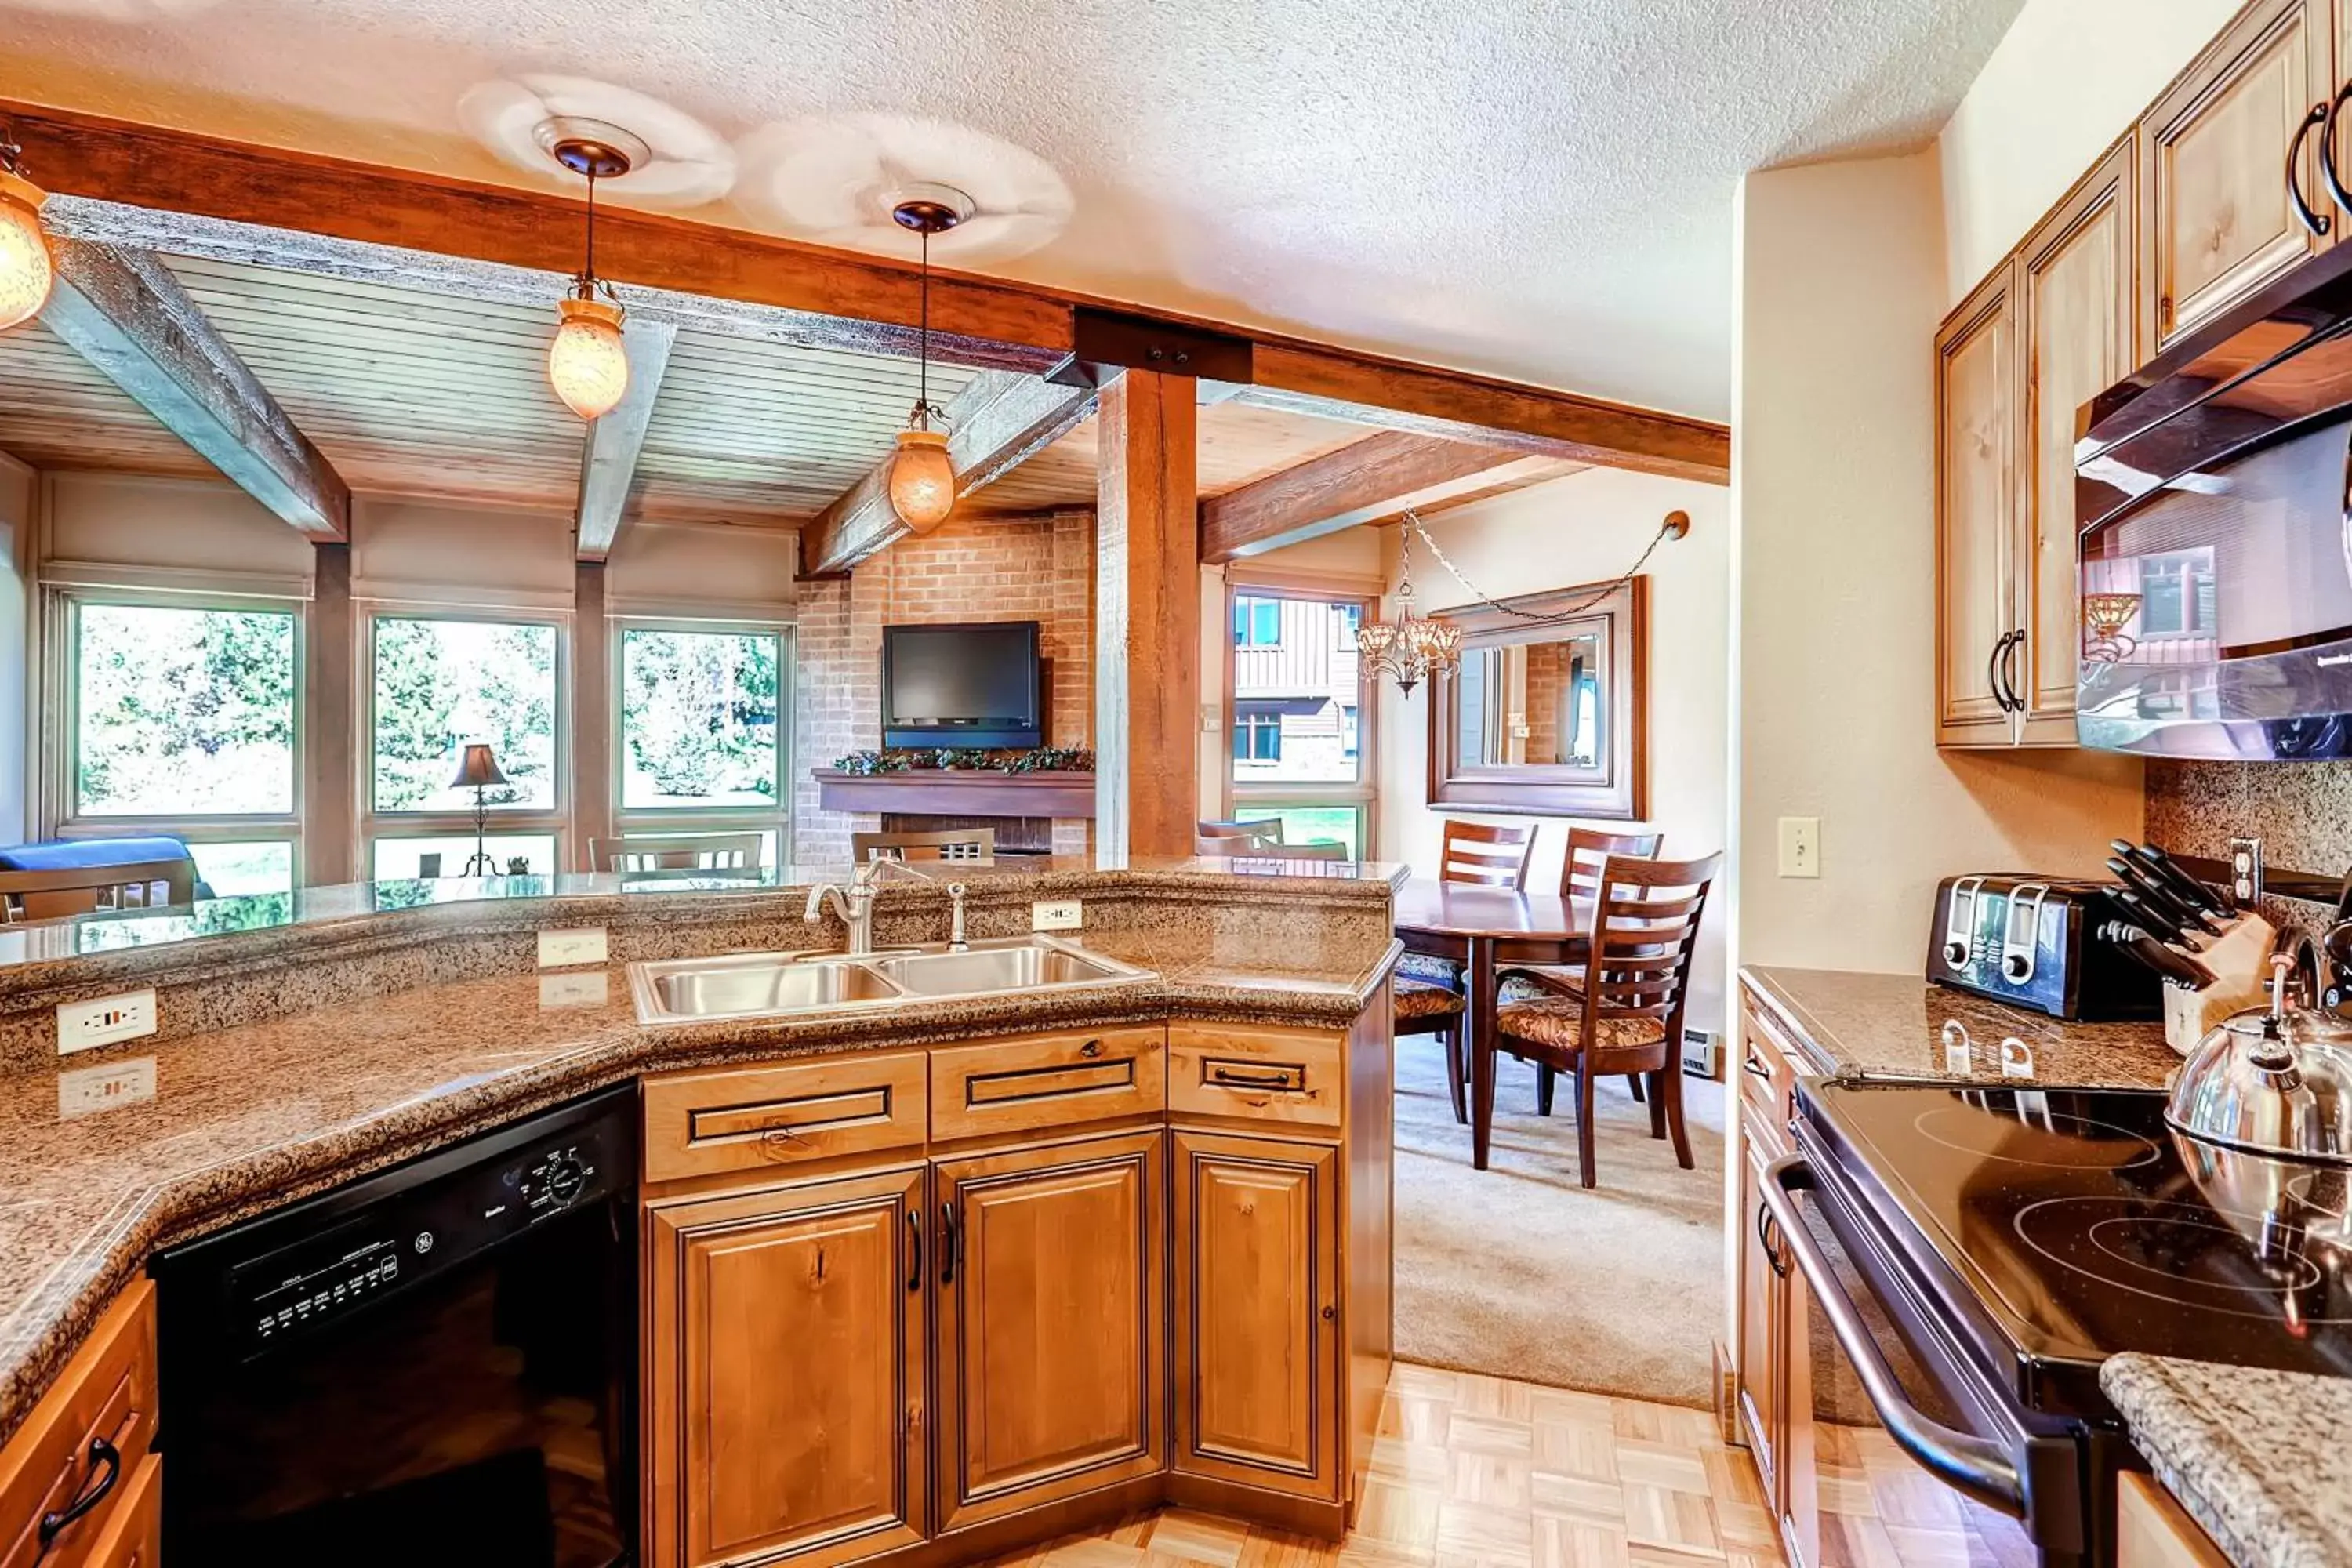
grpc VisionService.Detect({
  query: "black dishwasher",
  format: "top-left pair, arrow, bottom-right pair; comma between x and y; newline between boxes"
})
151,1083 -> 638,1567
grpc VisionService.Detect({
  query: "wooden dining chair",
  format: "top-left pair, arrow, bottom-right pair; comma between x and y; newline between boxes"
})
853,827 -> 996,863
1501,826 -> 1664,1102
0,858 -> 197,923
591,833 -> 764,873
1198,817 -> 1283,844
1491,851 -> 1720,1189
1195,832 -> 1279,856
1437,820 -> 1536,888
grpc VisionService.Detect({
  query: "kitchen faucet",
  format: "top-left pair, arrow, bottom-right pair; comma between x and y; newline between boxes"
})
803,858 -> 970,955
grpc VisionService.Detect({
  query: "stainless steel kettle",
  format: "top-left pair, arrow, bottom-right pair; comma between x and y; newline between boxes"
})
2167,956 -> 2352,1161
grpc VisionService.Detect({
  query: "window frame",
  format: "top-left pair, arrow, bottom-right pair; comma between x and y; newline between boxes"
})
609,616 -> 794,866
1221,577 -> 1377,853
359,603 -> 572,876
45,585 -> 309,889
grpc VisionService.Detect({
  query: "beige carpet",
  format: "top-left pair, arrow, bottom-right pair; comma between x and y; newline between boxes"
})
1392,1030 -> 1727,1408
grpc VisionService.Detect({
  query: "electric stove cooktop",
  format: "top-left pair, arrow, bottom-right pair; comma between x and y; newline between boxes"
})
1797,1081 -> 2352,1416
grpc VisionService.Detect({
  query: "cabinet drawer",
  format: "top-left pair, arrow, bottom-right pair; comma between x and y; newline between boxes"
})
1169,1024 -> 1344,1127
1738,998 -> 1803,1124
643,1051 -> 928,1182
0,1281 -> 157,1568
929,1026 -> 1165,1142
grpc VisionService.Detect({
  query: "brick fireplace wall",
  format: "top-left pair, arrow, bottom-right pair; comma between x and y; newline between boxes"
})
793,510 -> 1096,866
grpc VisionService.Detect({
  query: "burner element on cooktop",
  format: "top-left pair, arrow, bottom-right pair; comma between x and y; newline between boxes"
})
1913,1104 -> 2165,1170
2013,1196 -> 2352,1322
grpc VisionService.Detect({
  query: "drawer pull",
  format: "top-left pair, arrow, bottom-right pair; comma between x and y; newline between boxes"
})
39,1436 -> 119,1545
1080,1038 -> 1103,1058
1741,1054 -> 1773,1082
1210,1065 -> 1303,1091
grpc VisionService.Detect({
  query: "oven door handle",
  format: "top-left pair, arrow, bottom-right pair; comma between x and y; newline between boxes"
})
1762,1155 -> 2028,1520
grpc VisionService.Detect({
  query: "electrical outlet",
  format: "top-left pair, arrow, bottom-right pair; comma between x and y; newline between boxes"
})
57,989 -> 157,1054
58,1056 -> 155,1119
1777,817 -> 1820,879
2230,837 -> 2264,907
537,927 -> 608,968
1031,899 -> 1083,932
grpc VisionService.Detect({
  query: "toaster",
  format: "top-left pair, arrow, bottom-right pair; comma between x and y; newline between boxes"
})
1926,874 -> 2161,1020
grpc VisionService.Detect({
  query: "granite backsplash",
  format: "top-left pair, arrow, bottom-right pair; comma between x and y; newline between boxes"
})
2144,759 -> 2351,941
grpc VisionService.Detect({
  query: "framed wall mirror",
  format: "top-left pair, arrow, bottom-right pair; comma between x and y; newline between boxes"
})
1425,577 -> 1646,818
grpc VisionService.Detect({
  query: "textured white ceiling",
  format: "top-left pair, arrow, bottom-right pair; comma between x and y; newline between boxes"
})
1,0 -> 2026,421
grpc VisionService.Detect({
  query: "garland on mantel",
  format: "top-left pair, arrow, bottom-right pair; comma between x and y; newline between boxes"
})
830,746 -> 1096,776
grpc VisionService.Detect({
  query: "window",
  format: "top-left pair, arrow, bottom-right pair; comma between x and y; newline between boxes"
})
1225,584 -> 1374,857
2138,551 -> 2216,638
612,622 -> 792,869
59,594 -> 303,895
1232,706 -> 1283,761
366,612 -> 565,877
1232,596 -> 1283,647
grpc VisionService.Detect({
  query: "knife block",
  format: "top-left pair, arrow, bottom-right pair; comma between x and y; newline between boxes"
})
2162,914 -> 2276,1054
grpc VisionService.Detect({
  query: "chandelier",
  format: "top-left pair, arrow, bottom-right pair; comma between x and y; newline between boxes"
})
1356,522 -> 1462,695
2082,592 -> 2142,663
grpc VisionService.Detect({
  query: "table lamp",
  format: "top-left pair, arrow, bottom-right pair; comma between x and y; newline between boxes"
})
449,743 -> 508,876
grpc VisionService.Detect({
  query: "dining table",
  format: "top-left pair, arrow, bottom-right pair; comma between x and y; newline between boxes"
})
1392,877 -> 1592,1170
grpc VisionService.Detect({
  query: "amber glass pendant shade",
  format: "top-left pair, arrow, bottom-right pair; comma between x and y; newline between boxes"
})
548,295 -> 630,420
0,171 -> 53,333
889,426 -> 956,532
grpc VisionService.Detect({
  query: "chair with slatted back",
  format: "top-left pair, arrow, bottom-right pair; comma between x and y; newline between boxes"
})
1437,819 -> 1536,888
0,858 -> 197,923
1197,817 -> 1283,844
1497,826 -> 1664,1107
1491,851 -> 1720,1188
1194,832 -> 1280,856
852,828 -> 996,864
592,833 -> 764,873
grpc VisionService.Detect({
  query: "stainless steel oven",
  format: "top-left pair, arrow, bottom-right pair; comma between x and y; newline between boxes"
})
151,1084 -> 637,1567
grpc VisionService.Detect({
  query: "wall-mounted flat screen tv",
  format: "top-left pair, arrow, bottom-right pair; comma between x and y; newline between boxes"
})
881,621 -> 1044,750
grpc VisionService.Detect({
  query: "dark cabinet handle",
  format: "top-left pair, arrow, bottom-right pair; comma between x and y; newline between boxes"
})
2320,89 -> 2352,225
1755,1203 -> 1788,1280
1985,630 -> 2018,713
1079,1039 -> 1103,1059
939,1200 -> 960,1287
1998,627 -> 2026,714
906,1210 -> 922,1294
1211,1067 -> 1297,1089
1740,1053 -> 1773,1082
38,1436 -> 119,1545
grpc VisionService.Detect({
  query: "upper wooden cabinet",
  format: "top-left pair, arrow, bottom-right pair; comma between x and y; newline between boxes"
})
2018,142 -> 2139,742
1935,266 -> 2020,746
933,1130 -> 1167,1533
2140,0 -> 2334,352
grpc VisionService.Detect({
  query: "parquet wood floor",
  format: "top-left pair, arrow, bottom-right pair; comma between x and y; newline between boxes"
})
978,1365 -> 2024,1568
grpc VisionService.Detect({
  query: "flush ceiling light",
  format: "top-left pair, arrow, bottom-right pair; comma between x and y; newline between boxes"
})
542,119 -> 646,421
0,125 -> 54,334
886,186 -> 971,534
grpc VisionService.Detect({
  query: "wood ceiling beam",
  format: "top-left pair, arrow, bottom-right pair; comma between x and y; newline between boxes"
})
573,319 -> 677,561
1200,430 -> 1579,563
5,100 -> 1729,483
798,372 -> 1098,578
40,238 -> 350,538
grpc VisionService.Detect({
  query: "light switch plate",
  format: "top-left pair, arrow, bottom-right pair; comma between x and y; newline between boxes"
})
58,1056 -> 155,1119
1032,899 -> 1083,931
1777,817 -> 1820,879
58,989 -> 157,1054
538,927 -> 608,968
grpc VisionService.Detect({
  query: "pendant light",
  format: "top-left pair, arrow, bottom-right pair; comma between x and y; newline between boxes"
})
886,187 -> 971,534
0,125 -> 55,335
541,121 -> 644,421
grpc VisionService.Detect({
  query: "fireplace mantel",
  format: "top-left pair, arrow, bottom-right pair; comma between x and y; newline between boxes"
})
812,768 -> 1097,818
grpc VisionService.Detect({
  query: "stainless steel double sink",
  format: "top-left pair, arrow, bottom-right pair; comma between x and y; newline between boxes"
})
628,935 -> 1152,1025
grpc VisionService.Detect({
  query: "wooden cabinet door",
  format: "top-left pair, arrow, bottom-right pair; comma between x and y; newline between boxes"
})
2018,140 -> 2137,743
1173,1132 -> 1340,1500
1733,1117 -> 1783,1501
935,1131 -> 1167,1532
644,1167 -> 928,1568
1936,264 -> 2020,744
2140,0 -> 2333,352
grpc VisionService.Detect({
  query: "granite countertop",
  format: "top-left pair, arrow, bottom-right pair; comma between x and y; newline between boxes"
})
0,921 -> 1399,1446
1741,965 -> 2180,1090
2103,1355 -> 2352,1568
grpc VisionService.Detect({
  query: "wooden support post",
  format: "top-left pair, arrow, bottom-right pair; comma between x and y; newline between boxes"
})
302,542 -> 354,884
41,238 -> 351,537
1094,370 -> 1199,862
573,561 -> 612,869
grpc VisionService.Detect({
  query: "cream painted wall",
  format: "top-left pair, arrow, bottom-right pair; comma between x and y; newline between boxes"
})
0,455 -> 30,844
1733,152 -> 2145,981
1937,0 -> 2239,303
1374,466 -> 1733,1033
